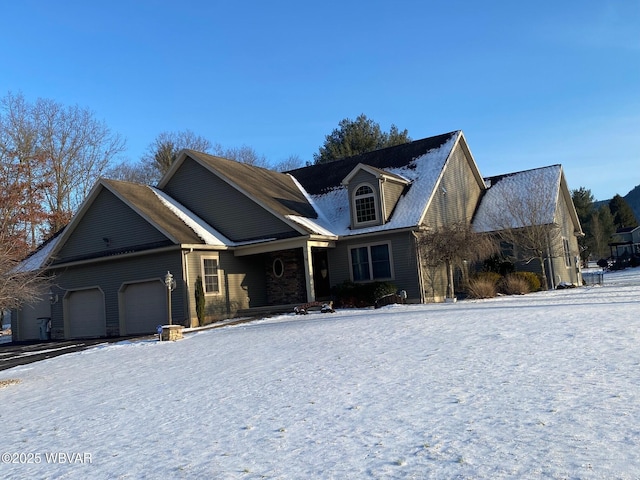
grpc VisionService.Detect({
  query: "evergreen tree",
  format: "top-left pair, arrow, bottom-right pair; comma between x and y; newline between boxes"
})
609,194 -> 638,229
571,187 -> 596,264
590,205 -> 616,259
572,187 -> 595,222
313,114 -> 411,164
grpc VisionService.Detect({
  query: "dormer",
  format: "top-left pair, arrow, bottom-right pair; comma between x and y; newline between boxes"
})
341,163 -> 410,229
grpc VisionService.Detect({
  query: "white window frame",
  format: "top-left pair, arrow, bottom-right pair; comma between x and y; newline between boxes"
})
352,183 -> 379,226
201,255 -> 221,295
562,238 -> 572,268
348,241 -> 394,282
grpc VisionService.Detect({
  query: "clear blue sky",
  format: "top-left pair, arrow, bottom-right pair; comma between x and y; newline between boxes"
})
2,0 -> 638,201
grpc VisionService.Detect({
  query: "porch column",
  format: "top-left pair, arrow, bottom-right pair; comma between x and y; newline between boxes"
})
303,244 -> 315,303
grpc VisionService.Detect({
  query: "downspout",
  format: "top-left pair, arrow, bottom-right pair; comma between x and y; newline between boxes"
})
546,233 -> 556,290
412,231 -> 426,303
182,248 -> 193,327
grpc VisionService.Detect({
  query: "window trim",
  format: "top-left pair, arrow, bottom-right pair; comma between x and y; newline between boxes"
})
348,241 -> 394,282
562,238 -> 572,268
272,257 -> 284,278
352,182 -> 379,227
201,255 -> 221,295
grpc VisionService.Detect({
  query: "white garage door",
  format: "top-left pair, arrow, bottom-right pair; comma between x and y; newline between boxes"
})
67,289 -> 106,339
122,281 -> 167,335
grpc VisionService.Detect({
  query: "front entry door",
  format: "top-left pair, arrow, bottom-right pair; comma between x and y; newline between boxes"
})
312,249 -> 331,299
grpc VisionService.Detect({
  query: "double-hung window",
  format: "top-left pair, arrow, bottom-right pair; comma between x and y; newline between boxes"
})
354,184 -> 378,225
562,238 -> 572,267
350,243 -> 393,281
201,256 -> 220,294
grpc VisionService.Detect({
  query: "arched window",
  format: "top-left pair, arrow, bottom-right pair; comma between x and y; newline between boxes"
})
354,184 -> 377,224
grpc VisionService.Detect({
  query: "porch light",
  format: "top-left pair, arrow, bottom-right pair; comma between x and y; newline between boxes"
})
49,289 -> 58,305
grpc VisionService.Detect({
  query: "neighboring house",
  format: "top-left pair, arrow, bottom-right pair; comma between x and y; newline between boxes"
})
473,165 -> 584,289
13,130 -> 583,341
608,226 -> 640,266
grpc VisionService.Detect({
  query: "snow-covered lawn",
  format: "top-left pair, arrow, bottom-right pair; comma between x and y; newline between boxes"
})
1,269 -> 639,479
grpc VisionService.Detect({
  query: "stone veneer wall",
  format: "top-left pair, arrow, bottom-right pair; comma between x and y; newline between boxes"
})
265,249 -> 307,305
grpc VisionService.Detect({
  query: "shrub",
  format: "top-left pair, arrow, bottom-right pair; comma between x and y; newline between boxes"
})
499,274 -> 530,295
484,255 -> 515,276
513,271 -> 542,292
472,271 -> 502,286
195,276 -> 205,326
467,278 -> 497,299
332,281 -> 397,307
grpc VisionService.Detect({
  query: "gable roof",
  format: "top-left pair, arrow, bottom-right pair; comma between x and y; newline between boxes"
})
101,179 -> 207,245
41,179 -> 237,267
473,165 -> 583,235
161,150 -> 317,219
289,131 -> 459,195
341,163 -> 411,186
289,131 -> 463,236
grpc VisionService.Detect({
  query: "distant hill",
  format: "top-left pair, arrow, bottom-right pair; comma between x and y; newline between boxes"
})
594,185 -> 640,222
625,185 -> 640,222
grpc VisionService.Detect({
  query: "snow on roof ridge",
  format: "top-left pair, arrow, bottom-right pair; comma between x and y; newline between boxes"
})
286,174 -> 335,230
307,133 -> 456,237
149,187 -> 233,246
285,215 -> 337,237
14,234 -> 63,272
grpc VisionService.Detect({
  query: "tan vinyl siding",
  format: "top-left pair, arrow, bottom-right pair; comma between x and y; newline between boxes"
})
163,158 -> 299,241
48,250 -> 184,339
328,231 -> 420,301
185,250 -> 266,324
55,188 -> 170,264
381,180 -> 406,222
552,192 -> 581,285
422,143 -> 483,227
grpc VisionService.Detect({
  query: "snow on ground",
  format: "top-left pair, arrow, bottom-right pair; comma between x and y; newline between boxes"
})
1,269 -> 640,479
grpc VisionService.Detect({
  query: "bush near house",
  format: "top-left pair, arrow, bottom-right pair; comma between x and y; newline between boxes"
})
195,276 -> 205,326
511,271 -> 542,292
467,278 -> 497,299
332,281 -> 397,308
499,274 -> 530,295
466,271 -> 541,298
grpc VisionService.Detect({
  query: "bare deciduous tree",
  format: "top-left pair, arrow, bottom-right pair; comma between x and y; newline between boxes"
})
105,159 -> 159,185
475,168 -> 562,289
212,144 -> 270,168
142,130 -> 213,181
273,154 -> 305,172
417,221 -> 497,299
1,92 -> 126,238
34,98 -> 126,232
0,233 -> 49,312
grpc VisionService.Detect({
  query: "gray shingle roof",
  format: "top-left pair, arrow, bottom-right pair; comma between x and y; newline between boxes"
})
287,131 -> 458,195
183,150 -> 318,218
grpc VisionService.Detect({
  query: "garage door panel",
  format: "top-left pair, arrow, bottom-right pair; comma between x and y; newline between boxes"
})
67,289 -> 106,338
122,281 -> 167,335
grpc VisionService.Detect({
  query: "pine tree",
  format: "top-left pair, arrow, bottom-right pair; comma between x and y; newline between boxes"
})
571,187 -> 596,264
609,194 -> 638,229
313,114 -> 411,164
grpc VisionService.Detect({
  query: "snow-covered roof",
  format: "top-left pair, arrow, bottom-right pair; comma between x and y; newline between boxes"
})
473,165 -> 562,233
305,133 -> 458,236
14,233 -> 63,272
